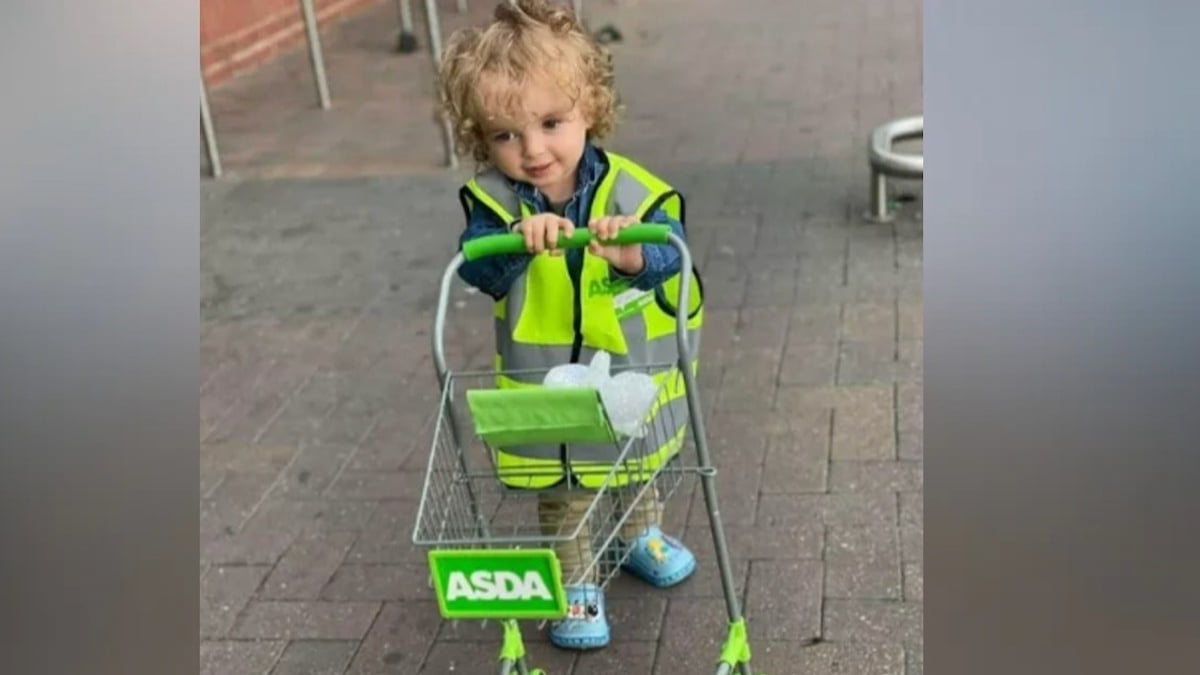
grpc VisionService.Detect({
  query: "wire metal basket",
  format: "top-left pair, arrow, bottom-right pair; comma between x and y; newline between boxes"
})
412,364 -> 693,591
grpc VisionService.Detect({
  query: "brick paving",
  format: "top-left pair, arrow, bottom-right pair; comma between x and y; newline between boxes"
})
201,0 -> 923,672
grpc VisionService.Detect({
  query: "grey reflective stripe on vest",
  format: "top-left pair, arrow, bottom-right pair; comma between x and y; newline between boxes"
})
472,169 -> 523,223
494,318 -> 573,385
610,169 -> 651,217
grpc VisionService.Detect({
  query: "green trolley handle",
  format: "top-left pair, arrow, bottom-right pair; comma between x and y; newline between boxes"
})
461,224 -> 671,261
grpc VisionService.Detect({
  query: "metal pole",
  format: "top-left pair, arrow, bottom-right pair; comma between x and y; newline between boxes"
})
200,74 -> 222,178
664,233 -> 752,675
457,0 -> 468,13
419,0 -> 459,168
869,167 -> 891,222
299,0 -> 332,109
394,0 -> 418,53
398,0 -> 415,31
573,0 -> 583,20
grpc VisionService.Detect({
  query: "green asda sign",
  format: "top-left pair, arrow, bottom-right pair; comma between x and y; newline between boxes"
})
428,549 -> 568,619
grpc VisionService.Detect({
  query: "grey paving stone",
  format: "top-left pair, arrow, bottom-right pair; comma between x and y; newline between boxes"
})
260,531 -> 357,599
232,601 -> 381,640
778,341 -> 839,387
202,523 -> 299,567
255,373 -> 342,445
322,563 -> 433,602
201,565 -> 271,638
760,410 -> 831,494
248,498 -> 379,533
421,640 -> 575,674
906,644 -> 924,675
831,387 -> 896,460
715,356 -> 783,414
736,308 -> 791,351
898,300 -> 923,339
758,491 -> 897,528
345,602 -> 440,675
897,340 -> 923,381
787,304 -> 843,344
904,562 -> 923,601
202,442 -> 297,476
607,593 -> 669,644
824,599 -> 923,644
325,471 -> 426,501
838,341 -> 901,385
900,492 -> 924,563
744,269 -> 799,307
271,443 -> 356,499
201,640 -> 285,675
898,429 -> 923,461
574,641 -> 657,675
745,560 -> 823,641
897,382 -> 923,433
655,598 -> 732,675
751,642 -> 905,675
829,461 -> 923,493
345,500 -> 424,565
270,640 -> 357,675
842,302 -> 896,343
826,525 -> 903,600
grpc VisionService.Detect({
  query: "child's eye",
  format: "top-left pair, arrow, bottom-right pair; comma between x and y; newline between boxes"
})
542,118 -> 561,131
492,131 -> 515,143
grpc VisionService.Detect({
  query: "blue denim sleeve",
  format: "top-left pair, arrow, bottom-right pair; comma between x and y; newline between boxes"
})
457,206 -> 531,300
456,200 -> 532,297
611,206 -> 685,291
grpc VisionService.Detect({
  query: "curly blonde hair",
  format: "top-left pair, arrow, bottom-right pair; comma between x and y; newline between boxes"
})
438,0 -> 620,164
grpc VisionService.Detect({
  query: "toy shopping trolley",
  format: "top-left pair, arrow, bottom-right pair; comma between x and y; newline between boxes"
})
412,226 -> 759,674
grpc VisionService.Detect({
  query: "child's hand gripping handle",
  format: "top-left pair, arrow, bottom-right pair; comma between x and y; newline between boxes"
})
461,224 -> 671,261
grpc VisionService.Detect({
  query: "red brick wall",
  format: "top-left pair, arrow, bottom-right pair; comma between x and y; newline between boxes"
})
201,0 -> 382,86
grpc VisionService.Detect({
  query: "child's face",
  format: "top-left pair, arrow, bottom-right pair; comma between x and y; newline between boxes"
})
478,74 -> 591,205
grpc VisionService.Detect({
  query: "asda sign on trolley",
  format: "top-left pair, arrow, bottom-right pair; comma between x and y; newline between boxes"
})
428,549 -> 568,619
445,570 -> 552,601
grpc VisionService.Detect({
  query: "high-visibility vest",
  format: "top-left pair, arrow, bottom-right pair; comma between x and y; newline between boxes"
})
460,149 -> 703,489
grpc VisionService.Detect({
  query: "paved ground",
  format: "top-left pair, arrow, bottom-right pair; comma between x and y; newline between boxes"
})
201,0 -> 923,673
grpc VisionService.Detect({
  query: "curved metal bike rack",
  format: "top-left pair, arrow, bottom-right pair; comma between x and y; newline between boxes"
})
867,115 -> 923,222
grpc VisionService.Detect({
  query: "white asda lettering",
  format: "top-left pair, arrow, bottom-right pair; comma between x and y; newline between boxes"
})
445,570 -> 553,601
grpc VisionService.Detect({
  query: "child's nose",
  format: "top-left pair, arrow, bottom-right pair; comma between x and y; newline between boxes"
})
522,133 -> 545,157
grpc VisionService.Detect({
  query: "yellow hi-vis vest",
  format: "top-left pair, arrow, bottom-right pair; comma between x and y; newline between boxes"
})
460,150 -> 703,489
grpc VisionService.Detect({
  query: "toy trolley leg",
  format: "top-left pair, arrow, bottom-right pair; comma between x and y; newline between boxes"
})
423,226 -> 760,674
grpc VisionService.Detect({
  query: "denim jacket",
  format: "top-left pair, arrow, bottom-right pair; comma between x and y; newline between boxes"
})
457,143 -> 686,300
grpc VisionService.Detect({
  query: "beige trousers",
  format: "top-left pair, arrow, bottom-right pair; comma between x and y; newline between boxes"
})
537,485 -> 664,584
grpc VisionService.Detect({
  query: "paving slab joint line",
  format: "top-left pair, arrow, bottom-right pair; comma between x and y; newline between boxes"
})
252,370 -> 318,445
230,406 -> 314,532
891,382 -> 901,461
319,414 -> 382,499
203,361 -> 280,444
816,525 -> 830,641
334,601 -> 385,675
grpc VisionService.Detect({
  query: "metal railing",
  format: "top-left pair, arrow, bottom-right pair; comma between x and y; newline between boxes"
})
866,115 -> 923,222
202,1 -> 595,177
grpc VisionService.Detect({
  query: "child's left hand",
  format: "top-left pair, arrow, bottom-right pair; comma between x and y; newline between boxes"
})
587,215 -> 644,276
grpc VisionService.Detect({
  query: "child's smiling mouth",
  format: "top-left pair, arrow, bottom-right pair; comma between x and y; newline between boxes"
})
525,162 -> 553,177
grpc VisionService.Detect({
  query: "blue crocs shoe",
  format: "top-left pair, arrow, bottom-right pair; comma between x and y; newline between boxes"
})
548,584 -> 610,650
621,526 -> 697,588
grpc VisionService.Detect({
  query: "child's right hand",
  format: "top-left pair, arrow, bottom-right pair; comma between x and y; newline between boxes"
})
516,214 -> 575,255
